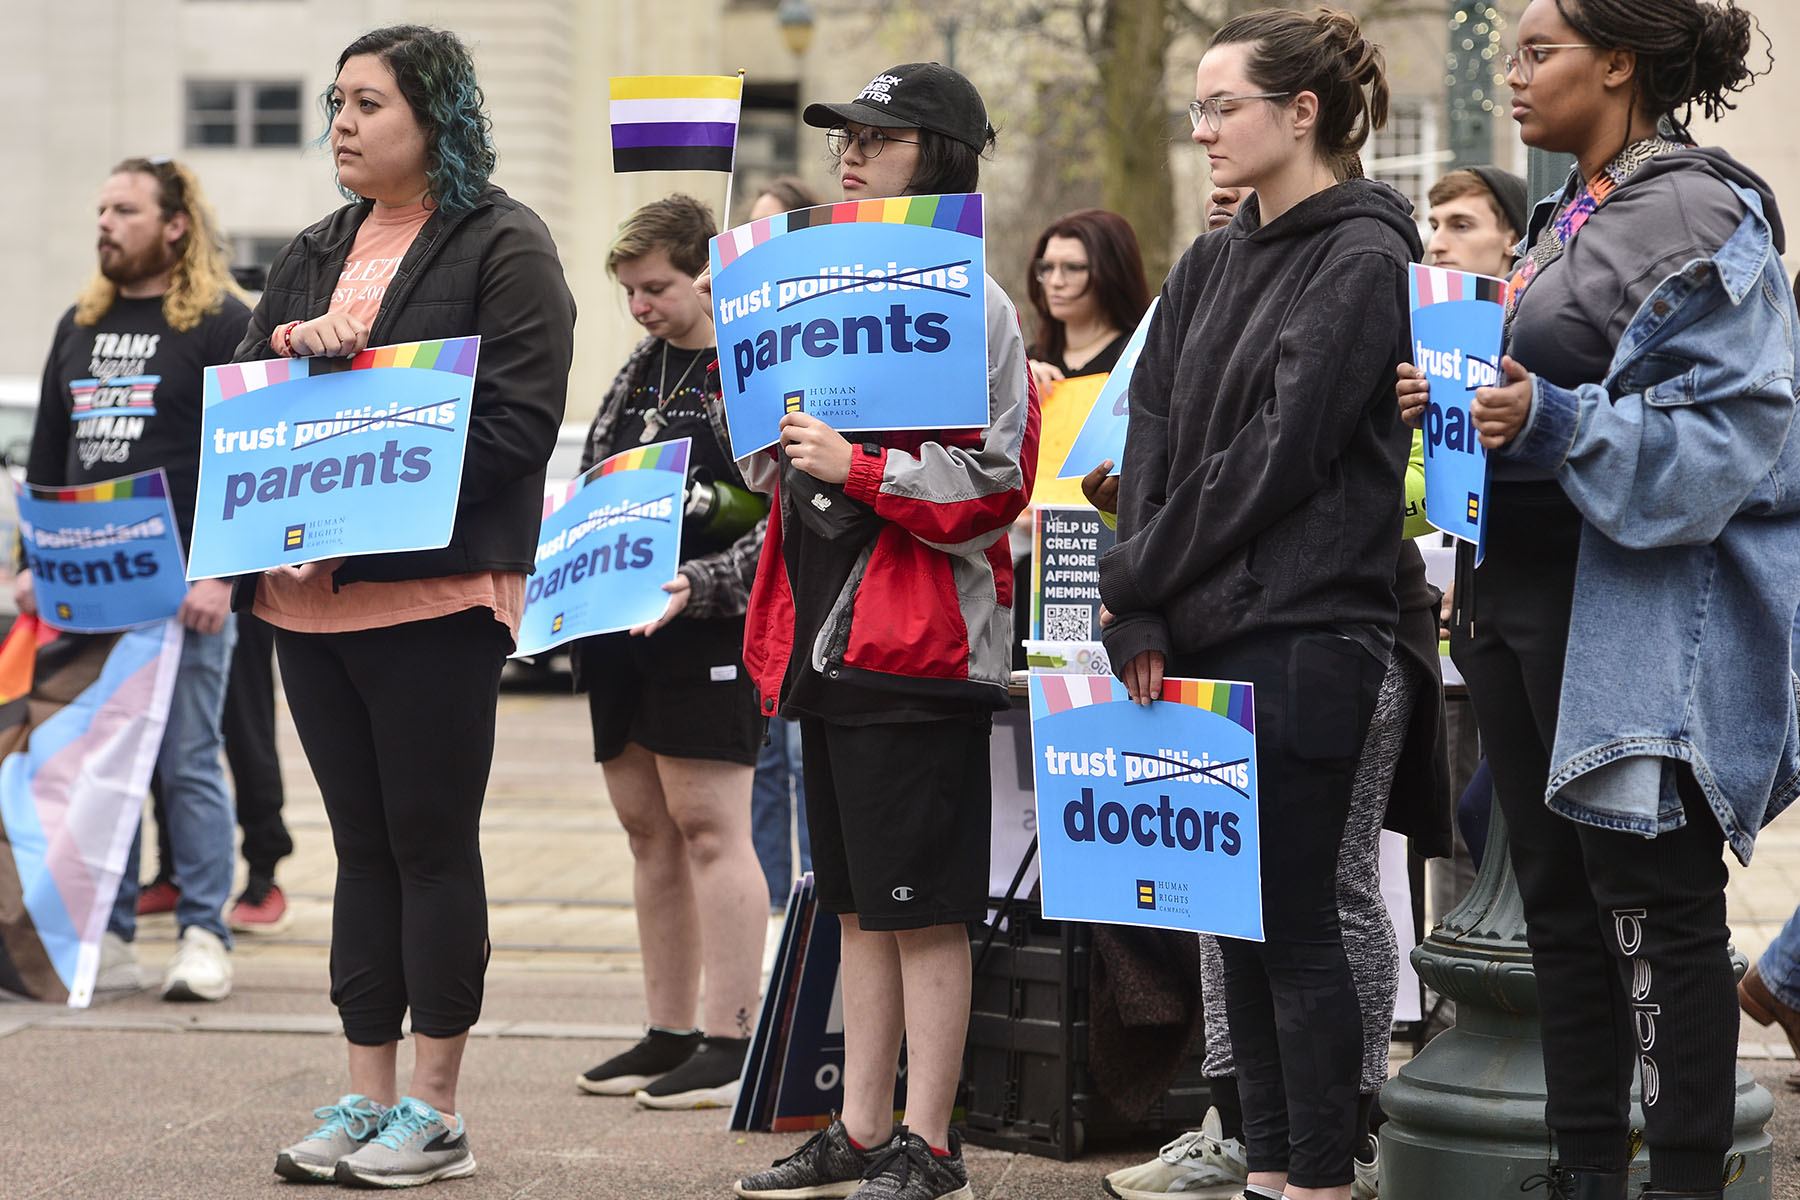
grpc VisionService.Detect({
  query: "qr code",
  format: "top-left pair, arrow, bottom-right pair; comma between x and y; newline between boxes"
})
1042,604 -> 1092,642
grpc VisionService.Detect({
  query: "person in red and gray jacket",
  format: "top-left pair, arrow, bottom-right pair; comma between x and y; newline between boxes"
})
724,62 -> 1039,1200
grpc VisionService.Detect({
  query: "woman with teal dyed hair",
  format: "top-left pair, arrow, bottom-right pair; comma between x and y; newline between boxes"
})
231,23 -> 576,1189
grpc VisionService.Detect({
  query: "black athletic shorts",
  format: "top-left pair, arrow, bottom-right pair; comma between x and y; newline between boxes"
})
581,616 -> 762,766
798,714 -> 992,930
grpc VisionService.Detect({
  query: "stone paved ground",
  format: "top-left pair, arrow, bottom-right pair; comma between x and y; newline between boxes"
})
2,674 -> 1797,1198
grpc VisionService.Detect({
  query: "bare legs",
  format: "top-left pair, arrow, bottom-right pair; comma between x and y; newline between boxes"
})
837,917 -> 972,1152
346,1033 -> 469,1116
605,742 -> 764,1035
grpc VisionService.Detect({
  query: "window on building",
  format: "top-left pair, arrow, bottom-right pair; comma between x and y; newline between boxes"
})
185,81 -> 306,149
1367,97 -> 1444,228
730,82 -> 804,224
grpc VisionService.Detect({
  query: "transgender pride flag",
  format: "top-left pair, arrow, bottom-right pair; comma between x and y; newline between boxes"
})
0,616 -> 181,1006
609,75 -> 743,173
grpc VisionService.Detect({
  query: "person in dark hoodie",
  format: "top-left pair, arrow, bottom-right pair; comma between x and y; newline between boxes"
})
1097,10 -> 1421,1200
1395,3 -> 1798,1199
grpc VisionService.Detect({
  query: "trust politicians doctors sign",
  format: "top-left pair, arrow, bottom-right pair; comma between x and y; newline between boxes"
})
187,338 -> 477,579
1029,673 -> 1263,940
709,194 -> 990,454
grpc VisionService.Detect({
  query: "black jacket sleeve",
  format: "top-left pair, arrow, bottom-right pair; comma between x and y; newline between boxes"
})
26,311 -> 76,488
458,207 -> 576,507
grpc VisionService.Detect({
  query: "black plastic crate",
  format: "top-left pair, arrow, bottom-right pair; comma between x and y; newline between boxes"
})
960,902 -> 1209,1160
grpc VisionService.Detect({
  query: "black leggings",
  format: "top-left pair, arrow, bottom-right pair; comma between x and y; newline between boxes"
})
1172,627 -> 1383,1190
275,607 -> 509,1044
1452,484 -> 1735,1193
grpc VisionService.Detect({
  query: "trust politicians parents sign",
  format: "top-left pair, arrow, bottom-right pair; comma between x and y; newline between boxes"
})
188,339 -> 477,579
709,194 -> 990,454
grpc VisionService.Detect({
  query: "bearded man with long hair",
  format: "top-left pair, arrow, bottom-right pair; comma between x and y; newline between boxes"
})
22,156 -> 250,1002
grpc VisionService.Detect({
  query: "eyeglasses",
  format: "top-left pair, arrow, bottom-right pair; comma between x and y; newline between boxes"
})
826,126 -> 921,159
1033,260 -> 1090,282
1188,92 -> 1292,133
1502,43 -> 1595,83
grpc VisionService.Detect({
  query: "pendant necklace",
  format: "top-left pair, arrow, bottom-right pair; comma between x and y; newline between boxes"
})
641,341 -> 702,443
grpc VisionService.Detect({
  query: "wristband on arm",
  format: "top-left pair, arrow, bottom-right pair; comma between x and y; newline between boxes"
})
272,320 -> 302,357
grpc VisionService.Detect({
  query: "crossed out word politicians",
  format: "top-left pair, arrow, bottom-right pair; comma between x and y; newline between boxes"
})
207,400 -> 462,520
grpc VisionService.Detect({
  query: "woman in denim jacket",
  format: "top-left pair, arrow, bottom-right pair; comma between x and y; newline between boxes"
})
1397,3 -> 1797,1197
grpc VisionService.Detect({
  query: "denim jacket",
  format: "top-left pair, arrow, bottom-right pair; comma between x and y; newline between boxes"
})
1501,178 -> 1800,864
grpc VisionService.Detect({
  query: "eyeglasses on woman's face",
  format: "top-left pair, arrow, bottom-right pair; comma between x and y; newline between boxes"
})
1502,43 -> 1595,83
1033,260 -> 1090,282
826,125 -> 921,159
1188,92 -> 1292,134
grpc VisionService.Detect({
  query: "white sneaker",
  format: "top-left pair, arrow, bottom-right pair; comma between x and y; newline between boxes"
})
1352,1136 -> 1379,1200
1101,1107 -> 1249,1199
162,926 -> 232,1001
94,932 -> 141,992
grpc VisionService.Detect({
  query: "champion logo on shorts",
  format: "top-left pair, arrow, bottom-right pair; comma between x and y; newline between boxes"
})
891,886 -> 915,902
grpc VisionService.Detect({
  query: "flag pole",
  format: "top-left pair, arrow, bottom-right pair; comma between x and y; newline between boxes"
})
723,68 -> 746,225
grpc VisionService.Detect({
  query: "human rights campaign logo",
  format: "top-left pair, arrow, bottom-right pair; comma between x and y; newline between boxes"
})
784,390 -> 805,415
1136,879 -> 1156,910
551,614 -> 564,635
283,524 -> 305,552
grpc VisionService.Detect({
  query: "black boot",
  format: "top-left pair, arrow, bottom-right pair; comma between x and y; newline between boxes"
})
1523,1167 -> 1629,1200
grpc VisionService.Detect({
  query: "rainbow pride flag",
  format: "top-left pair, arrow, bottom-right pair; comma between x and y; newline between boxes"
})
610,75 -> 743,174
714,194 -> 984,269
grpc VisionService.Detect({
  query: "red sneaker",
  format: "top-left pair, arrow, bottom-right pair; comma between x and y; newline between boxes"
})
136,878 -> 180,916
229,880 -> 290,934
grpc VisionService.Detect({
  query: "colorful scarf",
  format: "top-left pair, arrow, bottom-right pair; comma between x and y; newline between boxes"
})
1504,137 -> 1686,337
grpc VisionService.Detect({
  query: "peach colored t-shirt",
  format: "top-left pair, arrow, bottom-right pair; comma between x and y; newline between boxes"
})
255,201 -> 524,640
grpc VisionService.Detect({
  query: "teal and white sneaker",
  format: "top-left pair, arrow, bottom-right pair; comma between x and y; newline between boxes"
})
273,1094 -> 385,1181
333,1096 -> 475,1188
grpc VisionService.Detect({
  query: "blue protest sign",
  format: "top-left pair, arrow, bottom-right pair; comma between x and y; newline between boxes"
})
1029,673 -> 1262,940
1056,297 -> 1158,480
1409,264 -> 1505,563
513,438 -> 690,658
188,338 -> 478,579
709,194 -> 990,454
16,469 -> 188,633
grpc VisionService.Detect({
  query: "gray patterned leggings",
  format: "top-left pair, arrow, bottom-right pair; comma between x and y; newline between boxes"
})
1198,652 -> 1421,1095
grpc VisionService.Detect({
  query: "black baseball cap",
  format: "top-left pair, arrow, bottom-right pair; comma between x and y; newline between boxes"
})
803,62 -> 993,152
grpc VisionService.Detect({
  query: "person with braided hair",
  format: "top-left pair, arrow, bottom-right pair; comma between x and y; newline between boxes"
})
1395,2 -> 1797,1197
1098,9 -> 1420,1200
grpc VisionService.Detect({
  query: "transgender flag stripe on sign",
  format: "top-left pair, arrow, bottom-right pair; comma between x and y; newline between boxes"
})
1411,263 -> 1508,309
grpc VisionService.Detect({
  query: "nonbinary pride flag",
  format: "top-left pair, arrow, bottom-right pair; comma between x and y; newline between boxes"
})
610,75 -> 743,173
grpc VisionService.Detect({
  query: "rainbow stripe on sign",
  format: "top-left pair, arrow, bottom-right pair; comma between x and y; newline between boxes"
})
609,75 -> 742,174
209,337 -> 479,403
713,194 -> 984,269
27,474 -> 168,504
540,438 -> 691,517
1160,678 -> 1256,734
596,438 -> 688,478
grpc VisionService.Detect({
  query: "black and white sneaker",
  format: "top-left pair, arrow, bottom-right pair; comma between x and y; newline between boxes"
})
734,1119 -> 888,1199
635,1034 -> 749,1109
852,1127 -> 973,1200
576,1026 -> 700,1095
